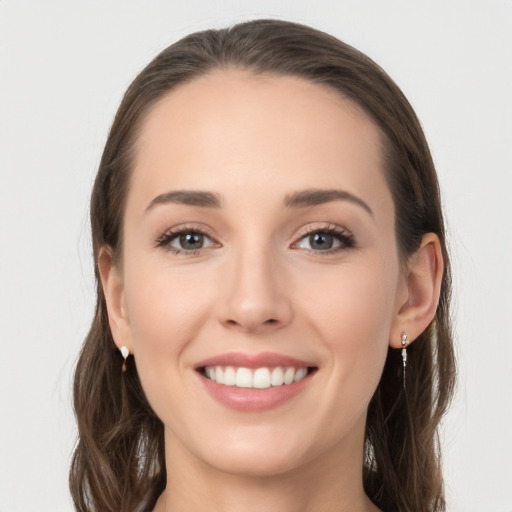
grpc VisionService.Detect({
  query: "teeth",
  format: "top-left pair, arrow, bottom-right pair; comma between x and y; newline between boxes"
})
283,367 -> 295,385
204,366 -> 309,388
271,367 -> 284,386
223,366 -> 236,386
253,368 -> 271,389
294,367 -> 308,382
236,368 -> 253,388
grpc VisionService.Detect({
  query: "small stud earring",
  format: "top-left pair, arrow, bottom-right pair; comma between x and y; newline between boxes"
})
401,332 -> 408,388
120,345 -> 129,372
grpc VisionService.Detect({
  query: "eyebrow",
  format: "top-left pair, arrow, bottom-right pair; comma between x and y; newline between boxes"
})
145,188 -> 373,216
145,190 -> 222,212
284,189 -> 373,216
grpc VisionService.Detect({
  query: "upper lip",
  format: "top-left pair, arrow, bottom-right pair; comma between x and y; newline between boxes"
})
194,351 -> 316,370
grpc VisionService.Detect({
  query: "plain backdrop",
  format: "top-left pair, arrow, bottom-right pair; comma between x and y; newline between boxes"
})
0,1 -> 511,511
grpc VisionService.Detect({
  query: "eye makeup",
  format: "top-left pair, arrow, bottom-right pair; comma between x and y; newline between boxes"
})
154,221 -> 356,257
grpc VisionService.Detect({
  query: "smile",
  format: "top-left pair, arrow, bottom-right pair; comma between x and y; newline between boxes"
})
195,352 -> 318,412
202,366 -> 311,389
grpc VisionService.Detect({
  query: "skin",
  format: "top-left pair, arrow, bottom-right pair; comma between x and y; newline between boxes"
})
100,69 -> 443,512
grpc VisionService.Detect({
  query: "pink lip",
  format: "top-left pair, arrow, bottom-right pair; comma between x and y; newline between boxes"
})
194,352 -> 317,412
198,372 -> 314,412
194,351 -> 314,369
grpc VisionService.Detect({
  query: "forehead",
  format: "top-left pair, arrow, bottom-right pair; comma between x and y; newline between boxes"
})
129,68 -> 392,216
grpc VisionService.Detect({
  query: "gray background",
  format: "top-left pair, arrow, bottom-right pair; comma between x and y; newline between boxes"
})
1,1 -> 511,510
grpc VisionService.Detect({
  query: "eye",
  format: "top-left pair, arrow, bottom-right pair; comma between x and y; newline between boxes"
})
156,227 -> 218,254
298,232 -> 338,250
293,226 -> 355,253
174,232 -> 211,250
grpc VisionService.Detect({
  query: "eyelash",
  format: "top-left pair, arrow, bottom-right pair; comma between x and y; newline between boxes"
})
155,225 -> 217,255
155,224 -> 355,255
292,224 -> 355,254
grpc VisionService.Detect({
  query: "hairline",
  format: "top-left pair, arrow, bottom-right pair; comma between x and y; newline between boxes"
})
111,65 -> 400,265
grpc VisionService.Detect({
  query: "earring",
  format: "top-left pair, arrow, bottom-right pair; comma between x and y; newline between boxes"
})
120,345 -> 129,372
401,332 -> 408,388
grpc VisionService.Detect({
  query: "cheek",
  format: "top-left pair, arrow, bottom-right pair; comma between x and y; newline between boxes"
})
300,255 -> 398,391
121,259 -> 213,404
124,260 -> 210,351
301,254 -> 398,339
121,268 -> 215,440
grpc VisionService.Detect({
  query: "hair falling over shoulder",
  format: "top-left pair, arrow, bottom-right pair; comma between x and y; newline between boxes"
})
70,19 -> 456,512
70,298 -> 166,512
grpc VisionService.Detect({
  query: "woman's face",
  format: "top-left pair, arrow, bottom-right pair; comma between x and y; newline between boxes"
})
116,69 -> 406,477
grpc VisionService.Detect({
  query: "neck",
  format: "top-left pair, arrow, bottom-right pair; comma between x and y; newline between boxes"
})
154,428 -> 380,512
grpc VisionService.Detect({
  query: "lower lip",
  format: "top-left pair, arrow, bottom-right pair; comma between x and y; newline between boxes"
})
198,372 -> 313,412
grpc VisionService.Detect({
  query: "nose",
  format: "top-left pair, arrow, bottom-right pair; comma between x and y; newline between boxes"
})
217,245 -> 293,334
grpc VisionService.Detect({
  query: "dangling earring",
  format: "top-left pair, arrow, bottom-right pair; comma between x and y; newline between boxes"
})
401,332 -> 408,388
120,345 -> 130,373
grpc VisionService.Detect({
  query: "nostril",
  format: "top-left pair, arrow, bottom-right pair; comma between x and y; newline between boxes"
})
223,318 -> 279,328
220,310 -> 287,332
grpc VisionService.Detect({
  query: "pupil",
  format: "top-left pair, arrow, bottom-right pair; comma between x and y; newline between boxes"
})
310,233 -> 333,250
180,233 -> 203,250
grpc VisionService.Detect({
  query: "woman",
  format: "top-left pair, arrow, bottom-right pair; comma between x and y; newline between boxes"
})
70,19 -> 455,512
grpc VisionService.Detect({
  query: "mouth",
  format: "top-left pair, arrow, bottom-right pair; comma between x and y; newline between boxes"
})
198,365 -> 317,389
194,352 -> 318,411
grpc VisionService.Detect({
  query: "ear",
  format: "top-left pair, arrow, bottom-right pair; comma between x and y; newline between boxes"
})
97,246 -> 132,353
390,233 -> 444,348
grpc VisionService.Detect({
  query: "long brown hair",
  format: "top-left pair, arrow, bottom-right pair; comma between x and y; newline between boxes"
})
70,19 -> 456,512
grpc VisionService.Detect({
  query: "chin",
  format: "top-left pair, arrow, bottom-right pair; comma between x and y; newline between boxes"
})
206,448 -> 305,478
192,426 -> 316,478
